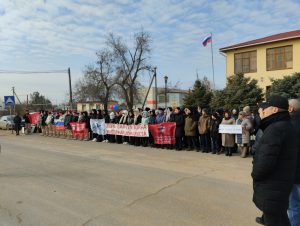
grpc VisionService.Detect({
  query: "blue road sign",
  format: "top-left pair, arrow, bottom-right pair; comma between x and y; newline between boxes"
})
4,96 -> 15,106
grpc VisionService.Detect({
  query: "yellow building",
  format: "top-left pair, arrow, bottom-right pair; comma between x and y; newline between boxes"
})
220,29 -> 300,92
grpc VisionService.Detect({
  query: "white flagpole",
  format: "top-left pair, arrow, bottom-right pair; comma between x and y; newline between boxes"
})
210,32 -> 215,89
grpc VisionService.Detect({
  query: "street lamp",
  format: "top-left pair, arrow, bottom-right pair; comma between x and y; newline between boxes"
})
164,75 -> 168,109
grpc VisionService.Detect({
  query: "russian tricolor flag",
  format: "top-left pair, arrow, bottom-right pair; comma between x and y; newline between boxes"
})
202,35 -> 212,47
55,120 -> 65,130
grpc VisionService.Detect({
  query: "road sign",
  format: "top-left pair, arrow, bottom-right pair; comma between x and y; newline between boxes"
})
4,96 -> 15,106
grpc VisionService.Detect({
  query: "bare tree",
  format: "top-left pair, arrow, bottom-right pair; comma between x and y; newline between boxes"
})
95,49 -> 117,110
73,65 -> 106,102
74,49 -> 117,110
108,30 -> 151,110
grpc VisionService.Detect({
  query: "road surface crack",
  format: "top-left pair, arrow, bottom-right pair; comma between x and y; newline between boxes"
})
81,174 -> 199,226
125,174 -> 199,208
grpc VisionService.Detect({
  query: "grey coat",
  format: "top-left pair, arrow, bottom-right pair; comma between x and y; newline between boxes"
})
240,118 -> 252,144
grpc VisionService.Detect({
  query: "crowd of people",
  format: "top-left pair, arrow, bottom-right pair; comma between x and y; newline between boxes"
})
10,95 -> 300,226
32,105 -> 262,158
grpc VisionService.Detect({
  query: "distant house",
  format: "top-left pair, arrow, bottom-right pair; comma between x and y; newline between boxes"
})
76,100 -> 118,112
220,29 -> 300,92
137,87 -> 189,109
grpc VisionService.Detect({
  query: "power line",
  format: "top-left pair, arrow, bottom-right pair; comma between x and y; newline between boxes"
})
0,69 -> 67,74
0,68 -> 73,108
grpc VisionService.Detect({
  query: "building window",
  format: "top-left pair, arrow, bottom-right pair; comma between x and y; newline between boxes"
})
266,45 -> 293,71
234,51 -> 257,74
158,94 -> 169,103
82,104 -> 86,111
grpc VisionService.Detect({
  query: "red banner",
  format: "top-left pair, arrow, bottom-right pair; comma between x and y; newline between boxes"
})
29,112 -> 40,124
148,122 -> 176,144
106,124 -> 149,137
70,122 -> 88,138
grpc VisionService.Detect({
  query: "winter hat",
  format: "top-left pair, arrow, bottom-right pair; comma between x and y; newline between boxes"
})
212,112 -> 219,119
243,106 -> 251,114
260,95 -> 289,110
239,111 -> 246,117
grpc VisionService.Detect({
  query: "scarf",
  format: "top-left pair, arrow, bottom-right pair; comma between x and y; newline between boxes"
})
260,111 -> 290,131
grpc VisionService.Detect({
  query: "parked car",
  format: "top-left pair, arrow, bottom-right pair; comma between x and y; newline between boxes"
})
0,115 -> 15,130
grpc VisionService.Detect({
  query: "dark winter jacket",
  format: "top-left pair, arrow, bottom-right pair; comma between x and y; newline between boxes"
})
251,129 -> 263,156
291,111 -> 300,184
64,114 -> 72,129
252,113 -> 261,135
134,115 -> 142,125
13,115 -> 22,124
172,112 -> 184,138
127,116 -> 134,125
149,115 -> 156,124
71,115 -> 79,122
103,113 -> 109,123
41,113 -> 48,126
184,115 -> 197,137
23,113 -> 30,123
252,111 -> 298,214
210,118 -> 221,139
79,114 -> 89,128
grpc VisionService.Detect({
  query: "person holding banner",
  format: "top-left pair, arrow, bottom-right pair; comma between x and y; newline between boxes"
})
156,108 -> 165,124
119,110 -> 129,144
236,111 -> 252,158
173,107 -> 184,151
141,111 -> 150,147
133,109 -> 142,146
39,110 -> 47,136
127,110 -> 135,145
23,110 -> 31,135
108,112 -> 116,143
148,110 -> 156,147
96,110 -> 104,142
90,109 -> 98,142
102,110 -> 110,142
221,111 -> 235,156
45,111 -> 53,136
59,111 -> 66,138
78,111 -> 89,141
64,111 -> 73,139
71,111 -> 79,123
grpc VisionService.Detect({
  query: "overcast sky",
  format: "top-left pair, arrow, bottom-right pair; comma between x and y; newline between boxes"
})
1,0 -> 300,104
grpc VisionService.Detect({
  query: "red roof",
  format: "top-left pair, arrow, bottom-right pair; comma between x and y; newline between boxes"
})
220,29 -> 300,52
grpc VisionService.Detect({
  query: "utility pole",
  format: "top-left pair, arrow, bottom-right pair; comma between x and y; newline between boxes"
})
12,87 -> 15,114
68,67 -> 73,109
154,67 -> 158,109
164,76 -> 168,109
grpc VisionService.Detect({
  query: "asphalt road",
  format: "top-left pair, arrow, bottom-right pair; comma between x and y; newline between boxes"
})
0,131 -> 260,226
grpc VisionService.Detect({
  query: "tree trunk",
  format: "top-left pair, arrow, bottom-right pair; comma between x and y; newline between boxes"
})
128,86 -> 134,111
104,91 -> 109,111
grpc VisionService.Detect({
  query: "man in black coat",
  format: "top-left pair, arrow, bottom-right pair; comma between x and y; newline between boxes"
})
287,99 -> 300,226
13,112 -> 22,135
252,96 -> 298,226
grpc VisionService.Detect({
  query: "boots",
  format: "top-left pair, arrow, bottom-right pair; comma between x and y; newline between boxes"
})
241,147 -> 248,158
228,148 -> 232,157
225,148 -> 229,156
